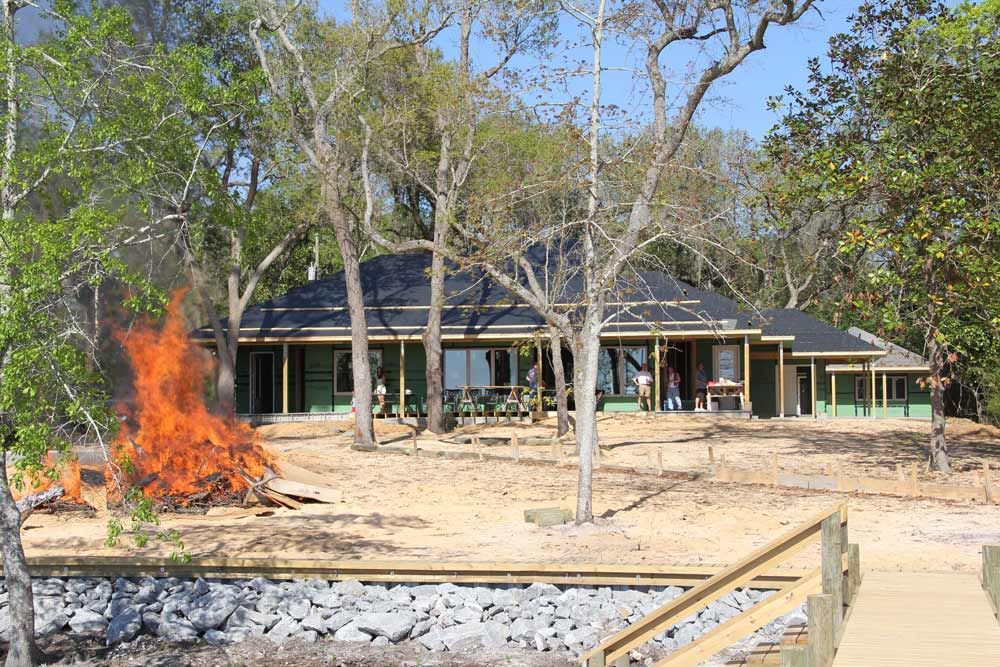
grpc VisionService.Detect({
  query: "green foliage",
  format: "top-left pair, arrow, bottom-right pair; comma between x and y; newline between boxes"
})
765,0 -> 1000,408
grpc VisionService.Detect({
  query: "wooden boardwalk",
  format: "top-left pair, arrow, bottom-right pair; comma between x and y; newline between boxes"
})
833,570 -> 1000,666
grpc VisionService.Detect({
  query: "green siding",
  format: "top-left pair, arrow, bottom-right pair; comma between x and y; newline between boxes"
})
303,345 -> 334,412
824,371 -> 931,418
750,358 -> 777,417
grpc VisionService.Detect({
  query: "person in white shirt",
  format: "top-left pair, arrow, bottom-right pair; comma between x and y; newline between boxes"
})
633,363 -> 654,411
666,365 -> 682,410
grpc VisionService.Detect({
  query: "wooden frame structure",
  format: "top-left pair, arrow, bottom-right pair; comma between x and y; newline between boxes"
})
579,504 -> 859,667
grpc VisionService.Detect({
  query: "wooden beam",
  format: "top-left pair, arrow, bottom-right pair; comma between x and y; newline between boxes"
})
654,569 -> 822,666
282,343 -> 289,414
579,504 -> 843,665
778,346 -> 785,418
871,363 -> 877,419
653,338 -> 661,411
810,356 -> 817,419
689,340 -> 697,402
807,593 -> 835,667
536,334 -> 544,418
399,340 -> 407,417
743,335 -> 751,408
821,514 -> 844,639
882,371 -> 888,418
831,372 -> 837,418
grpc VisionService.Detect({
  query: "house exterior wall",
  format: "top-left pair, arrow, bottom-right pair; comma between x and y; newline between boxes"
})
824,372 -> 931,418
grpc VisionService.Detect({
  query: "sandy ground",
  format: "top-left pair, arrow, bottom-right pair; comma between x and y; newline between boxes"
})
19,416 -> 1000,573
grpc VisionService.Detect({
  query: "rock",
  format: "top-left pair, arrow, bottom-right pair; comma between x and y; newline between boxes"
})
255,595 -> 283,616
106,607 -> 143,645
354,611 -> 417,643
265,616 -> 300,644
408,584 -> 439,598
185,593 -> 240,631
435,621 -> 491,651
204,629 -> 230,645
34,609 -> 69,637
410,618 -> 435,639
525,582 -> 560,599
563,626 -> 600,649
325,609 -> 355,633
114,578 -> 139,594
334,579 -> 366,597
732,588 -> 752,609
417,629 -> 447,651
284,597 -> 312,620
192,578 -> 210,597
226,606 -> 279,632
452,606 -> 482,624
480,620 -> 510,648
673,622 -> 701,647
333,620 -> 373,643
372,635 -> 390,646
33,580 -> 65,596
69,609 -> 107,636
300,613 -> 327,633
156,613 -> 199,643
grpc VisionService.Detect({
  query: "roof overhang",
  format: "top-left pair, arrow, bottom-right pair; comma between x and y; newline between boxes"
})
788,350 -> 887,359
827,364 -> 930,373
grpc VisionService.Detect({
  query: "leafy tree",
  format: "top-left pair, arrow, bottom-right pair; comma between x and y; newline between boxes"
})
766,0 -> 1000,471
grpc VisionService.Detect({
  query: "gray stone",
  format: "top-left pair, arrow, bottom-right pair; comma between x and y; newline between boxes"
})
407,584 -> 439,598
106,607 -> 143,645
354,611 -> 417,643
204,629 -> 230,645
255,595 -> 283,615
387,586 -> 412,604
114,578 -> 139,594
732,588 -> 752,609
552,618 -> 575,634
69,609 -> 107,636
417,629 -> 446,651
333,620 -> 373,643
563,626 -> 600,649
525,582 -> 560,599
334,579 -> 366,597
410,618 -> 435,639
226,606 -> 279,632
33,580 -> 65,596
325,609 -> 355,633
265,616 -> 300,644
300,613 -> 327,633
412,595 -> 436,613
480,620 -> 510,648
186,593 -> 239,631
284,597 -> 312,620
673,622 -> 701,647
34,609 -> 69,637
156,613 -> 199,643
309,589 -> 341,608
372,635 -> 390,647
296,629 -> 319,643
452,606 -> 482,624
434,621 -> 493,651
141,611 -> 161,633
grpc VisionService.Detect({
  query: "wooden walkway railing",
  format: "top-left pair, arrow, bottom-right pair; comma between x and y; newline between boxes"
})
985,544 -> 1000,621
579,503 -> 860,667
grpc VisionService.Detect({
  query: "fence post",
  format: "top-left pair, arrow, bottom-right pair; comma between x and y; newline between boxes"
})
847,543 -> 861,605
984,545 -> 1000,614
807,593 -> 835,667
780,644 -> 808,667
512,432 -> 520,462
821,513 -> 844,640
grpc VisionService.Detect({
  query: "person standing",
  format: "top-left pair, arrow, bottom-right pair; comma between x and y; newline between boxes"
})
695,362 -> 709,411
375,366 -> 388,413
666,365 -> 682,410
633,363 -> 654,411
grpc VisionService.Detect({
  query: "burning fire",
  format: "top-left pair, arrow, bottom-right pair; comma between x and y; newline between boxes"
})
10,454 -> 82,503
113,290 -> 275,501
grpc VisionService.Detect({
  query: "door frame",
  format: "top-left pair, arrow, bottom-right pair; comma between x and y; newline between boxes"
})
249,351 -> 275,414
775,363 -> 811,416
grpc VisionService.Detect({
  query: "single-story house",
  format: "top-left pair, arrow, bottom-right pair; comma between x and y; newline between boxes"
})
193,251 -> 923,420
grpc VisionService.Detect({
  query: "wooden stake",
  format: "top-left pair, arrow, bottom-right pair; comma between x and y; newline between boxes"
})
985,462 -> 993,505
771,453 -> 780,486
594,442 -> 601,469
910,462 -> 919,497
558,441 -> 565,466
708,446 -> 715,465
512,432 -> 520,462
847,543 -> 861,605
821,514 -> 843,639
411,430 -> 418,455
656,450 -> 663,476
474,435 -> 483,461
807,593 -> 835,667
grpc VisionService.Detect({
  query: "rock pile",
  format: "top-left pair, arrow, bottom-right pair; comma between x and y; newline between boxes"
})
0,577 -> 803,659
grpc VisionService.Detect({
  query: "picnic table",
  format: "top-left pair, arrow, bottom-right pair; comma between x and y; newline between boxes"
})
706,380 -> 745,410
457,385 -> 529,416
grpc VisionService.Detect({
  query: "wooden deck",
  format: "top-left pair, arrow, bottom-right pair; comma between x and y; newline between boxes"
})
833,570 -> 1000,667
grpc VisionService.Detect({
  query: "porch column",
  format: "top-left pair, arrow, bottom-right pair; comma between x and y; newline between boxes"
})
870,363 -> 877,419
688,340 -> 697,401
536,334 -> 544,418
743,335 -> 751,410
831,372 -> 837,418
653,338 -> 661,411
282,343 -> 289,414
778,345 -> 785,418
399,340 -> 407,417
810,355 -> 817,419
882,369 -> 888,418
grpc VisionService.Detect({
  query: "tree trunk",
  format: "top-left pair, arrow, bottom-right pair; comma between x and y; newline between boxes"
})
927,336 -> 950,472
549,326 -> 569,437
572,309 -> 604,524
327,201 -> 375,450
216,344 -> 237,414
0,451 -> 45,667
423,246 -> 447,434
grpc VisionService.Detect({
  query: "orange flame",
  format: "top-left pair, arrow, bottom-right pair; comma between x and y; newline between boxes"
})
10,455 -> 82,503
113,290 -> 274,500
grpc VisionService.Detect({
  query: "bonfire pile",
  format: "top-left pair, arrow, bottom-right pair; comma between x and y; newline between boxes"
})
109,291 -> 338,512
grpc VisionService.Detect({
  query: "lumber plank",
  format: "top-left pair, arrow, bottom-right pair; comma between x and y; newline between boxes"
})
265,477 -> 340,504
579,504 -> 843,665
654,570 -> 821,667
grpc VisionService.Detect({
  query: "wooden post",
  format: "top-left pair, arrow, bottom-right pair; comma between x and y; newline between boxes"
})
831,372 -> 837,418
847,543 -> 861,604
807,593 -> 835,667
399,340 -> 407,417
708,446 -> 715,465
780,645 -> 808,667
983,545 -> 1000,613
411,429 -> 418,454
984,462 -> 993,504
870,363 -> 876,419
512,432 -> 520,463
810,356 -> 817,419
536,334 -> 544,419
910,462 -> 919,497
743,335 -> 751,409
778,345 -> 785,418
656,450 -> 663,476
474,435 -> 483,461
282,343 -> 290,414
653,338 -> 661,412
594,441 -> 601,469
881,371 -> 887,418
771,453 -> 779,486
821,513 -> 843,639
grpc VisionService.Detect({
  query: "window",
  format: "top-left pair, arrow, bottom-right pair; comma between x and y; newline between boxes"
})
597,346 -> 649,396
334,349 -> 382,394
713,345 -> 740,382
444,348 -> 519,389
856,375 -> 909,401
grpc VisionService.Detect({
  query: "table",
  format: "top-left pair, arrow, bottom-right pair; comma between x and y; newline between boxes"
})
458,385 -> 529,415
706,381 -> 745,411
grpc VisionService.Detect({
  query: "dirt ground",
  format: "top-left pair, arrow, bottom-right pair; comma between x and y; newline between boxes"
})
19,415 -> 1000,573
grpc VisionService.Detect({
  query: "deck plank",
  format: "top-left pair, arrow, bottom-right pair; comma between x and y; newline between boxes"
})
833,571 -> 1000,667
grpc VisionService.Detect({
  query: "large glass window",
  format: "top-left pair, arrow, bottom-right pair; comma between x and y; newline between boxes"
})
860,375 -> 908,401
597,346 -> 648,395
334,350 -> 382,394
444,348 -> 521,388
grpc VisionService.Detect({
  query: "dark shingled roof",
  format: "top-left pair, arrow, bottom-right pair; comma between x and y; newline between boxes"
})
756,309 -> 882,354
193,251 -> 881,358
846,328 -> 929,368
